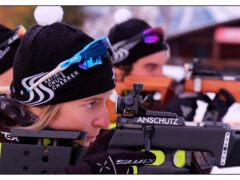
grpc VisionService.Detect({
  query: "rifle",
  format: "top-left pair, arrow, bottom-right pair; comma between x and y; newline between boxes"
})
0,129 -> 86,174
184,58 -> 240,102
107,83 -> 240,174
107,75 -> 173,123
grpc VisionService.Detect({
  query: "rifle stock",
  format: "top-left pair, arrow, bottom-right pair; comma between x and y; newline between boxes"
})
107,83 -> 240,174
108,121 -> 240,166
115,76 -> 173,96
184,79 -> 240,102
0,129 -> 86,174
184,58 -> 240,102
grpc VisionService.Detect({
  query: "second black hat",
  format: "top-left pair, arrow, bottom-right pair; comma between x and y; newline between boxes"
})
108,18 -> 168,67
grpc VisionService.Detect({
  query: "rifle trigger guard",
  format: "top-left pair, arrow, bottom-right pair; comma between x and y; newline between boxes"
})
143,125 -> 154,151
194,77 -> 202,92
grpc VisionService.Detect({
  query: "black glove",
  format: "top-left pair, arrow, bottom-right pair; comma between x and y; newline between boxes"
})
64,129 -> 156,174
190,151 -> 214,174
166,93 -> 211,121
203,88 -> 235,122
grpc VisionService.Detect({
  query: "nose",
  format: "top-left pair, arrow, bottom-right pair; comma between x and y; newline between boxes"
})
92,103 -> 110,129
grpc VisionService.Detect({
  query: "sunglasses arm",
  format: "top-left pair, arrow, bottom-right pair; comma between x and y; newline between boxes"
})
27,65 -> 66,92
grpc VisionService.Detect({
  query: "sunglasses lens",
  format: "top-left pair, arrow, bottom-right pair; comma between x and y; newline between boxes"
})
79,57 -> 102,70
78,38 -> 113,70
144,35 -> 160,44
143,28 -> 163,44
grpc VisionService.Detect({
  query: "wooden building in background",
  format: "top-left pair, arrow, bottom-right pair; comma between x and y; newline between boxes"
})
167,18 -> 240,70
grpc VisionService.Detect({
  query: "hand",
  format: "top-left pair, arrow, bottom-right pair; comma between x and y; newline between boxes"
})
166,93 -> 211,121
64,129 -> 156,174
203,88 -> 235,122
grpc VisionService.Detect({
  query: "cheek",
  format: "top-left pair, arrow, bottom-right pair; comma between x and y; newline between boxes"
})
131,64 -> 148,76
49,107 -> 93,131
153,66 -> 163,76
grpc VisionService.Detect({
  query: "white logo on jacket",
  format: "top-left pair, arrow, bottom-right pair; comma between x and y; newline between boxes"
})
0,131 -> 19,142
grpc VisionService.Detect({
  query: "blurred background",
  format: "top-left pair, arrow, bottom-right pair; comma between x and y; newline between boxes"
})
2,6 -> 240,72
1,5 -> 240,173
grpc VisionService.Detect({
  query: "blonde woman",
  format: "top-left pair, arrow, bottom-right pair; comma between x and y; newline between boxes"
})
0,6 -> 155,174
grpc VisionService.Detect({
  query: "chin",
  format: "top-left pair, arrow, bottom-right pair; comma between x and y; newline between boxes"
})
74,140 -> 90,147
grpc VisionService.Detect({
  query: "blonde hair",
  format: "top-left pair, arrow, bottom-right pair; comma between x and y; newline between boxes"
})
0,86 -> 10,94
22,104 -> 62,131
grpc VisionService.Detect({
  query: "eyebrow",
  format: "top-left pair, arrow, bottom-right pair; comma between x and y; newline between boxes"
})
145,63 -> 158,66
82,97 -> 104,102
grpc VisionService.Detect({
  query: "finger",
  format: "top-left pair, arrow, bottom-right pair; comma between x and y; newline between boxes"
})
84,129 -> 116,155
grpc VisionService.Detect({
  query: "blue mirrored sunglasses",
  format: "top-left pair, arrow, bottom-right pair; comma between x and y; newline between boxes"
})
60,37 -> 114,70
28,37 -> 114,91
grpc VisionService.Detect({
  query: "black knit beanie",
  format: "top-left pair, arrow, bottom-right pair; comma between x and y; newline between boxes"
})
10,6 -> 115,106
108,18 -> 168,67
0,24 -> 25,75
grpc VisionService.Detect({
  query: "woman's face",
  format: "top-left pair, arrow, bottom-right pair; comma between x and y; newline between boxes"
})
48,90 -> 113,146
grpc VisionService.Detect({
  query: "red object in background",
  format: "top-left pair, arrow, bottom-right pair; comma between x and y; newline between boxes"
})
214,27 -> 240,44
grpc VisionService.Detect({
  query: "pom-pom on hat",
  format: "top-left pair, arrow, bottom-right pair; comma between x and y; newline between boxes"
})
0,24 -> 26,75
108,18 -> 169,67
34,6 -> 64,26
11,6 -> 115,106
